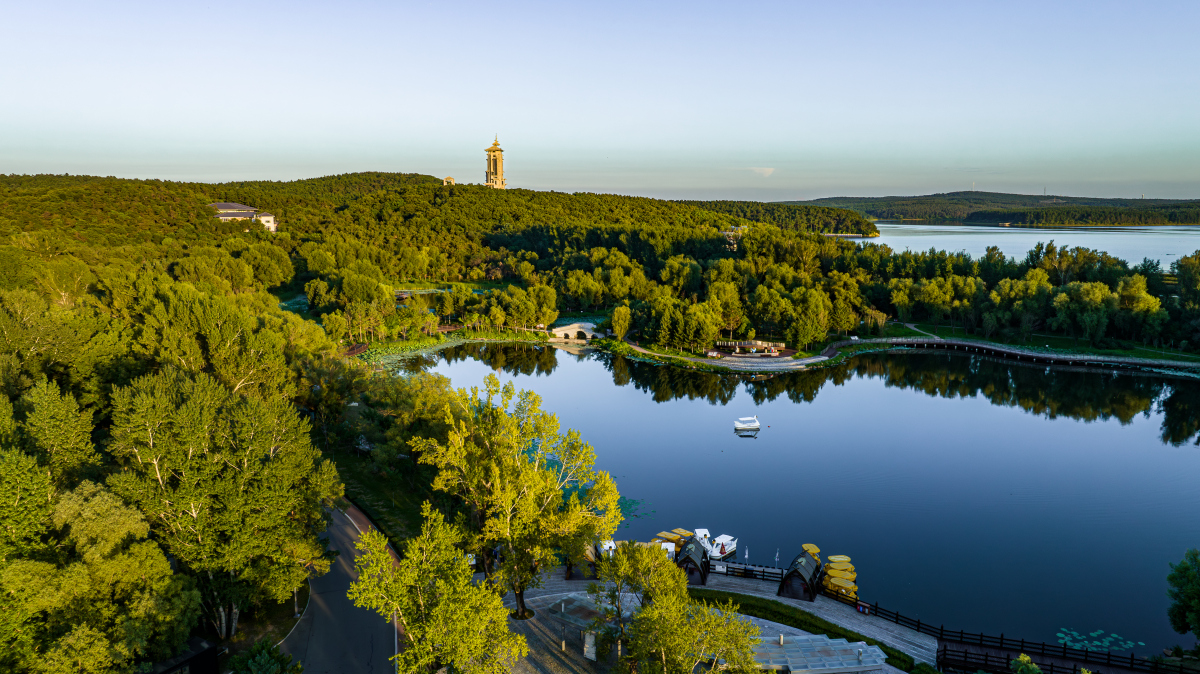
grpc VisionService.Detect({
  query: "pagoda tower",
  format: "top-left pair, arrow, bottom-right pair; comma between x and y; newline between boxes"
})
485,137 -> 506,189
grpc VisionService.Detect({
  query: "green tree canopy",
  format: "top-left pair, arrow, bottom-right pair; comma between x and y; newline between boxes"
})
348,503 -> 526,674
414,374 -> 621,618
106,370 -> 342,638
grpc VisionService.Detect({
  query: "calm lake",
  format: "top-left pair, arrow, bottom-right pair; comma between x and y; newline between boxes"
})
409,344 -> 1200,652
874,221 -> 1200,265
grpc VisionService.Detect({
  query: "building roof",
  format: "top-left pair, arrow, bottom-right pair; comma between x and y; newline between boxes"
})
215,211 -> 257,219
257,212 -> 274,217
208,202 -> 256,212
782,552 -> 822,586
486,139 -> 503,152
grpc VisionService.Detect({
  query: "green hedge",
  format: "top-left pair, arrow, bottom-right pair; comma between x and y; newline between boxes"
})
688,588 -> 917,672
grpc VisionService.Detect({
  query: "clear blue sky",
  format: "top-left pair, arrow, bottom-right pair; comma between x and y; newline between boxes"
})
3,0 -> 1198,200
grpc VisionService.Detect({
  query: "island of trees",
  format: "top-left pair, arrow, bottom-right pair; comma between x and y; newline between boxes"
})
793,190 -> 1200,225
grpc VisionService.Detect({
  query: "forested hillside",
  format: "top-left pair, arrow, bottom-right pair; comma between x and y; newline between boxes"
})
679,200 -> 877,236
3,171 -> 1200,670
793,191 -> 1200,223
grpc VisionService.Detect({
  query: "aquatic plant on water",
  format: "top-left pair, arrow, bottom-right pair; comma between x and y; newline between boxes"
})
618,497 -> 654,527
1056,629 -> 1145,652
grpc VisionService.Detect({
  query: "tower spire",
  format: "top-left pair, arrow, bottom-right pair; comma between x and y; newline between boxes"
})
484,136 -> 506,189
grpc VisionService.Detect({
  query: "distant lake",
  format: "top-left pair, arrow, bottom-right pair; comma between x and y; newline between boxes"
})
406,344 -> 1200,653
874,221 -> 1200,265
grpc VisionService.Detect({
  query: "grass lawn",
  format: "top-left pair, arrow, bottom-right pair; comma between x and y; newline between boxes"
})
688,588 -> 916,672
326,450 -> 424,541
878,323 -> 929,339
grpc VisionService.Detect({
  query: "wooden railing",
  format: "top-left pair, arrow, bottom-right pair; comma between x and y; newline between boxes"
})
711,566 -> 1188,674
706,560 -> 785,582
862,598 -> 1189,674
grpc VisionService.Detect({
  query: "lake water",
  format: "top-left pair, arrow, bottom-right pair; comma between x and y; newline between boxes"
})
874,222 -> 1200,266
412,344 -> 1200,653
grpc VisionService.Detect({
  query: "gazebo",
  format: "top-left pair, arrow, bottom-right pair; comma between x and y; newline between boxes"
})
675,536 -> 709,586
777,552 -> 823,601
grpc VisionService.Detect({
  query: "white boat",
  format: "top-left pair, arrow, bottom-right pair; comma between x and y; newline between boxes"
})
733,415 -> 760,431
694,528 -> 738,560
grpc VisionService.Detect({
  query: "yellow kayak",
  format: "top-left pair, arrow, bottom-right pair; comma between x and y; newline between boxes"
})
825,568 -> 857,581
826,562 -> 854,572
827,555 -> 851,564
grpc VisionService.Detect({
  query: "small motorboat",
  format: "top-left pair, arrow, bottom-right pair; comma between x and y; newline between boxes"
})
733,415 -> 760,431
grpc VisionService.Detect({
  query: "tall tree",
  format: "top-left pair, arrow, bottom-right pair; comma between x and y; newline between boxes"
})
1168,548 -> 1200,642
611,305 -> 632,341
414,374 -> 621,618
107,370 -> 342,639
0,446 -> 53,562
348,503 -> 526,674
20,379 -> 98,486
627,585 -> 760,673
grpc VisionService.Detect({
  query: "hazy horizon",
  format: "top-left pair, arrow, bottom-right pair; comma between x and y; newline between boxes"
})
4,0 -> 1198,200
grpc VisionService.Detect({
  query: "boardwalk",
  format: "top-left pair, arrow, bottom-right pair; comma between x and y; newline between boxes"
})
625,336 -> 1200,374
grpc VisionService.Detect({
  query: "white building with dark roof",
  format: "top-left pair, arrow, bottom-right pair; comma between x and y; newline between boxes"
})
208,202 -> 277,232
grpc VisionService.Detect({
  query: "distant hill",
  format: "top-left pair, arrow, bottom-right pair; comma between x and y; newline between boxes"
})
782,191 -> 1200,225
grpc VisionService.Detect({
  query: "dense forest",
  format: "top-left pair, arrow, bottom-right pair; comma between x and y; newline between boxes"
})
677,200 -> 877,236
964,204 -> 1200,226
792,191 -> 1200,223
3,171 -> 1200,670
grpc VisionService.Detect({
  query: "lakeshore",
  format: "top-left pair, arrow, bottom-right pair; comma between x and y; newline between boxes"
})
357,328 -> 1200,379
408,342 -> 1200,650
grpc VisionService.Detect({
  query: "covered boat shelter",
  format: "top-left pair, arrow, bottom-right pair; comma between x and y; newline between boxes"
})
675,536 -> 708,586
778,552 -> 823,601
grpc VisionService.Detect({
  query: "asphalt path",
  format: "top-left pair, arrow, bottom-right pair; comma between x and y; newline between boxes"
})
280,509 -> 396,674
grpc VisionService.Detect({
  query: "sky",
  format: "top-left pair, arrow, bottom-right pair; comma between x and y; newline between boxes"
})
3,0 -> 1199,200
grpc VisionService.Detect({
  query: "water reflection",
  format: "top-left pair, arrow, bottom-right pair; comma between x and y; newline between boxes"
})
427,344 -> 1200,447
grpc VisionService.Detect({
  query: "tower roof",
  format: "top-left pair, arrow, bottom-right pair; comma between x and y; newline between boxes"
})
486,137 -> 503,152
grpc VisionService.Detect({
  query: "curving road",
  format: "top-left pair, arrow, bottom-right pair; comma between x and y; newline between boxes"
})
280,508 -> 396,674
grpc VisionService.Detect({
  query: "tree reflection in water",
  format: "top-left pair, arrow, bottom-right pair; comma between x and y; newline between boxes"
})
425,344 -> 1200,447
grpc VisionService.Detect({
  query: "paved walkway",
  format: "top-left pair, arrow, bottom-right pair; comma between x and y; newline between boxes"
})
903,323 -> 942,339
491,567 -> 936,667
279,507 -> 396,674
704,575 -> 938,666
504,584 -> 906,674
